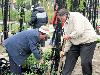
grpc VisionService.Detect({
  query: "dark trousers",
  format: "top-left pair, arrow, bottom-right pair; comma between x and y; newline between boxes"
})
9,56 -> 22,75
62,41 -> 97,75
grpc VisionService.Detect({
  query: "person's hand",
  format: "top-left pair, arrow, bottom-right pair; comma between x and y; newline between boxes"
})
63,34 -> 71,40
60,51 -> 65,58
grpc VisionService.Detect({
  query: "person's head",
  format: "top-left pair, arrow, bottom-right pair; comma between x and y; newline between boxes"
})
34,1 -> 41,8
57,8 -> 69,23
39,26 -> 50,41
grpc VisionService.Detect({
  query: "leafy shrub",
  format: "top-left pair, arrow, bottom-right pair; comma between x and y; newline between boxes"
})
25,10 -> 31,23
22,48 -> 52,74
10,9 -> 19,21
0,9 -> 3,20
42,48 -> 52,61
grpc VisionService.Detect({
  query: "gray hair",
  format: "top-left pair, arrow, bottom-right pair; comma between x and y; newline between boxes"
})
57,8 -> 69,16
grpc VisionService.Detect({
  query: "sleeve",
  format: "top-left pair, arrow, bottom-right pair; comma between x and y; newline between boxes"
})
30,11 -> 37,25
28,35 -> 42,60
51,11 -> 57,25
40,40 -> 45,47
29,41 -> 42,60
69,16 -> 85,39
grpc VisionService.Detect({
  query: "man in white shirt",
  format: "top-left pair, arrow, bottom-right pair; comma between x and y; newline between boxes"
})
57,8 -> 97,75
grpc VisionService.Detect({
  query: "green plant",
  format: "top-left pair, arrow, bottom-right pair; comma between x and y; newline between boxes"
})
42,48 -> 52,61
22,48 -> 52,74
25,10 -> 31,23
0,9 -> 3,20
10,9 -> 19,21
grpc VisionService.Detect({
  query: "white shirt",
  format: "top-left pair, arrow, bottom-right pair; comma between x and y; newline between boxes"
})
63,12 -> 97,45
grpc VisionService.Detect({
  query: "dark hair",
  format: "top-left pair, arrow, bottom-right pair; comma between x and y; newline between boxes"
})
57,8 -> 69,16
34,3 -> 40,8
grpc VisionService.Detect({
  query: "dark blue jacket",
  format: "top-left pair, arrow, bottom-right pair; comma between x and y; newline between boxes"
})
3,29 -> 42,66
29,5 -> 48,28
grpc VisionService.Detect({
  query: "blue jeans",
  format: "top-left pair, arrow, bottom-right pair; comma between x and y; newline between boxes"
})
9,56 -> 22,75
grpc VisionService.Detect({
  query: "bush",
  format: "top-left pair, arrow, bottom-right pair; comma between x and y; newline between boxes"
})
25,10 -> 31,23
0,9 -> 3,20
22,48 -> 52,74
42,48 -> 52,61
0,9 -> 18,21
10,9 -> 19,21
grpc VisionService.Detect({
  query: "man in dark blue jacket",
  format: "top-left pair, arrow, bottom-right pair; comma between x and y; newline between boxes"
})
3,26 -> 50,74
29,3 -> 48,28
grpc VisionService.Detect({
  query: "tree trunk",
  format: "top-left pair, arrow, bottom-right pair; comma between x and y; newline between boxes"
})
3,0 -> 9,39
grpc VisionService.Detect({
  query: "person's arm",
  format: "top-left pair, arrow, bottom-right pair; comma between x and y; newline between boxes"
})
64,16 -> 85,40
29,11 -> 37,25
27,33 -> 42,60
29,40 -> 42,60
70,17 -> 84,38
52,11 -> 58,25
